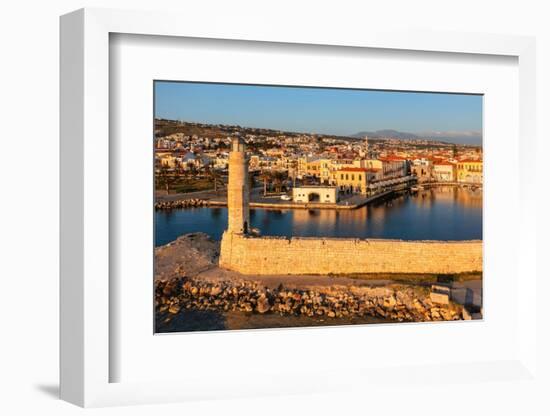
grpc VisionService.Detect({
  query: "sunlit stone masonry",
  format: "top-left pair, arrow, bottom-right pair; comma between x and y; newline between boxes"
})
219,138 -> 482,275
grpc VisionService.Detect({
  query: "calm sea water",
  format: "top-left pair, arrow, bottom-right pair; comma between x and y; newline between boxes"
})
155,187 -> 482,247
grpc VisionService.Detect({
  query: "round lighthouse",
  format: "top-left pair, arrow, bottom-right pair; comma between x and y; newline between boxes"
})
226,137 -> 250,234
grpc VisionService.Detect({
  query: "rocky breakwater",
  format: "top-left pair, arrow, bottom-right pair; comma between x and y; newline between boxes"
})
156,276 -> 465,323
155,198 -> 209,210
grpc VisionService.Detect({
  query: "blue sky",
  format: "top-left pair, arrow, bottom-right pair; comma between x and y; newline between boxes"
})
154,81 -> 482,143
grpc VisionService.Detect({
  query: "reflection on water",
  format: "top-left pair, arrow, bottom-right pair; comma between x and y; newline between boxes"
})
155,186 -> 482,246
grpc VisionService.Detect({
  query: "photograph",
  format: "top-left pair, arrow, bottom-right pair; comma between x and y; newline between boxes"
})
153,81 -> 483,333
2,0 -> 545,412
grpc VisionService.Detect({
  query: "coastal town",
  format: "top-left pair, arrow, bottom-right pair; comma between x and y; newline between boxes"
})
154,117 -> 483,332
154,118 -> 483,209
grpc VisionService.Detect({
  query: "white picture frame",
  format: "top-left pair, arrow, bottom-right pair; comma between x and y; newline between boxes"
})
60,7 -> 538,408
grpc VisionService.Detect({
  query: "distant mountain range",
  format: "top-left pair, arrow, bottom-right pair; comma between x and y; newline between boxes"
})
351,129 -> 482,145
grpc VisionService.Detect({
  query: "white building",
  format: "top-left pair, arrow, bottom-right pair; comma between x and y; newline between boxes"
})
292,186 -> 338,203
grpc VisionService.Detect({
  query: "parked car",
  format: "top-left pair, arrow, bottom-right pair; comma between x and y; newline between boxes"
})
280,194 -> 292,201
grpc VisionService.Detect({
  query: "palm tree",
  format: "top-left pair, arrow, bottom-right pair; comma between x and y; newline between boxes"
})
248,172 -> 255,193
213,170 -> 223,193
187,163 -> 197,176
173,159 -> 184,177
156,164 -> 175,194
272,171 -> 287,193
205,162 -> 223,194
259,171 -> 271,196
288,160 -> 298,188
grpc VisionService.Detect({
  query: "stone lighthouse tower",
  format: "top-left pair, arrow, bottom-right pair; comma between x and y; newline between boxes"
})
219,136 -> 250,270
226,136 -> 250,234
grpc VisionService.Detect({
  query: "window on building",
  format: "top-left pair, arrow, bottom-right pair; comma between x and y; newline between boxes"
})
351,174 -> 355,180
358,175 -> 362,181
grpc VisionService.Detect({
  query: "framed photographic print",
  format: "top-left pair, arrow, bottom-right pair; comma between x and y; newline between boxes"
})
60,8 -> 538,408
153,81 -> 483,334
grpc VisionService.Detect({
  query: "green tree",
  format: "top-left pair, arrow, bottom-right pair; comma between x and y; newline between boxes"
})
156,164 -> 176,194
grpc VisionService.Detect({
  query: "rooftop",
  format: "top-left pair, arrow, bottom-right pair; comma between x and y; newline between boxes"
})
293,185 -> 338,189
458,159 -> 483,163
338,167 -> 381,172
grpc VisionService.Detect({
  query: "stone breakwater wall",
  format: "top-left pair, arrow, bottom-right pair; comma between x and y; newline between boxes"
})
220,233 -> 482,275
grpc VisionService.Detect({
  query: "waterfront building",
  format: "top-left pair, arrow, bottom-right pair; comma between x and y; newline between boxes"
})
457,160 -> 483,184
332,167 -> 371,194
318,158 -> 333,184
378,156 -> 409,179
292,185 -> 338,203
411,159 -> 433,182
432,161 -> 456,182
